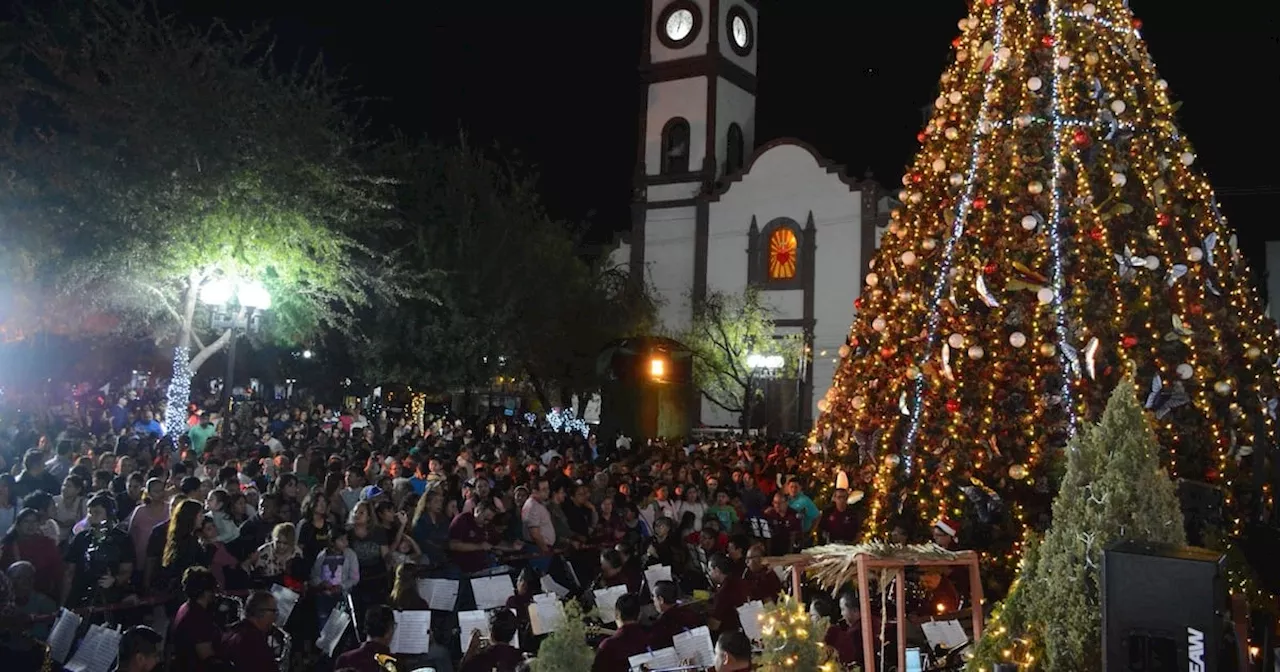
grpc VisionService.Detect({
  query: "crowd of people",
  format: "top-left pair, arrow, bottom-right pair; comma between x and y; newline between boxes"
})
0,390 -> 974,671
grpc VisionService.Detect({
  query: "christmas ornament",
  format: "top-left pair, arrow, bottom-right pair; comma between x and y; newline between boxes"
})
1188,246 -> 1204,262
866,273 -> 879,287
1110,99 -> 1126,114
968,345 -> 985,360
1021,214 -> 1039,230
1008,464 -> 1029,480
1009,332 -> 1027,348
1176,363 -> 1194,380
852,396 -> 866,410
872,317 -> 887,332
973,197 -> 988,210
1214,380 -> 1232,395
948,333 -> 965,349
946,399 -> 962,413
922,238 -> 938,251
1180,151 -> 1196,166
902,251 -> 918,266
1028,181 -> 1044,195
949,173 -> 965,186
1246,346 -> 1262,360
838,344 -> 850,358
1027,76 -> 1043,91
1040,343 -> 1057,357
1122,335 -> 1139,348
932,158 -> 947,173
1037,287 -> 1055,304
1082,3 -> 1097,16
1112,172 -> 1128,187
817,398 -> 828,412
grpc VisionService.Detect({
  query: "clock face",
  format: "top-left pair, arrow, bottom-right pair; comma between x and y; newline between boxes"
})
665,9 -> 695,42
731,15 -> 749,48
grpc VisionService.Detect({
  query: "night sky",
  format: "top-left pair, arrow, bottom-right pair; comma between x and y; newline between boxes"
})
37,1 -> 1280,256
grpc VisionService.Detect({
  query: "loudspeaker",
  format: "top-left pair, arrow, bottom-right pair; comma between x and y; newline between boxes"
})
1102,541 -> 1226,672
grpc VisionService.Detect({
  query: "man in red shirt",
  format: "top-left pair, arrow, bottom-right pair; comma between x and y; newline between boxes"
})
221,591 -> 280,672
334,605 -> 397,672
743,542 -> 783,603
649,580 -> 706,649
459,609 -> 525,672
449,498 -> 499,574
707,554 -> 750,634
171,567 -> 222,672
762,491 -> 801,556
592,592 -> 650,671
818,487 -> 859,543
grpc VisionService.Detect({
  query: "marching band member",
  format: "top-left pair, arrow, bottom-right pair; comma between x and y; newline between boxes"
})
458,609 -> 523,672
116,625 -> 163,672
591,592 -> 649,672
707,553 -> 750,634
648,580 -> 705,649
333,604 -> 399,672
713,630 -> 753,672
743,543 -> 783,603
170,566 -> 222,672
221,590 -> 280,672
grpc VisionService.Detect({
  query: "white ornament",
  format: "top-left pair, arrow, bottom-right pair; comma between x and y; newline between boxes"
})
948,333 -> 965,349
945,127 -> 959,140
1110,99 -> 1127,114
936,95 -> 948,109
901,174 -> 912,186
1112,172 -> 1128,187
1016,114 -> 1034,128
1156,79 -> 1168,90
958,18 -> 970,31
948,91 -> 963,105
816,399 -> 828,413
1214,380 -> 1232,395
1021,214 -> 1039,230
1082,3 -> 1097,17
1037,287 -> 1055,304
901,251 -> 918,266
872,317 -> 888,332
1009,332 -> 1027,348
968,345 -> 985,360
932,158 -> 947,173
884,454 -> 901,467
1176,363 -> 1194,380
1056,55 -> 1072,70
997,46 -> 1012,63
838,344 -> 851,358
949,173 -> 965,186
866,272 -> 879,287
956,50 -> 968,63
1180,151 -> 1196,166
1028,181 -> 1044,195
1027,76 -> 1043,92
910,191 -> 923,204
1188,246 -> 1204,262
922,238 -> 938,251
1144,255 -> 1160,270
852,396 -> 866,410
898,189 -> 909,201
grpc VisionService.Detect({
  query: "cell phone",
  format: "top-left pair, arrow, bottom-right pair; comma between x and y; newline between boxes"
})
905,647 -> 923,672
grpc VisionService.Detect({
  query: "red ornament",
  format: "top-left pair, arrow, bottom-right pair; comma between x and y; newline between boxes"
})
972,197 -> 987,210
880,346 -> 896,359
1072,129 -> 1090,147
985,0 -> 995,5
952,36 -> 962,49
917,131 -> 927,143
1089,227 -> 1105,242
1189,303 -> 1203,315
1122,335 -> 1139,348
854,297 -> 864,310
1132,18 -> 1143,30
911,173 -> 923,183
1157,212 -> 1171,227
983,262 -> 998,275
945,399 -> 962,413
1041,35 -> 1055,47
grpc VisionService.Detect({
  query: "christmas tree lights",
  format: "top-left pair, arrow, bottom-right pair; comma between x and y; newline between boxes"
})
162,345 -> 192,443
805,0 -> 1279,578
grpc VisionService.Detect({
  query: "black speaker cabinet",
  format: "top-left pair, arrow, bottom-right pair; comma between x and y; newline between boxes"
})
1102,541 -> 1225,671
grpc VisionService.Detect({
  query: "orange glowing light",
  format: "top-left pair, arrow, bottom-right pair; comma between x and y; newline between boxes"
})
769,227 -> 798,280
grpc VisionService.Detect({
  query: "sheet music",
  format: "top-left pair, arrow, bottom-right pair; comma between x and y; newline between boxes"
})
593,584 -> 629,625
317,603 -> 352,657
66,624 -> 121,672
48,608 -> 82,663
416,577 -> 460,611
749,517 -> 772,539
540,574 -> 571,598
529,595 -> 566,635
390,610 -> 433,654
471,574 -> 516,610
737,600 -> 765,641
672,625 -> 716,669
459,609 -> 489,650
921,619 -> 969,650
772,565 -> 789,583
270,584 -> 300,627
628,646 -> 680,671
643,564 -> 672,590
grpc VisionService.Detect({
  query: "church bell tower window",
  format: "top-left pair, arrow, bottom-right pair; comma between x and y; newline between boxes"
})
725,123 -> 745,175
768,226 -> 798,280
661,118 -> 691,174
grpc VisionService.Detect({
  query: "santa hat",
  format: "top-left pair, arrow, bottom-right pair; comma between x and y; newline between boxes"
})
934,517 -> 959,538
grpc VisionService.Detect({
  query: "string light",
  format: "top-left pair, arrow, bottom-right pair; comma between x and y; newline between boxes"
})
1045,0 -> 1079,436
162,345 -> 191,445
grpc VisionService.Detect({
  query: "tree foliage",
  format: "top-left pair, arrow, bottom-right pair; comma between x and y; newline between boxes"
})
969,379 -> 1186,671
681,287 -> 803,426
0,0 -> 410,366
358,135 -> 656,405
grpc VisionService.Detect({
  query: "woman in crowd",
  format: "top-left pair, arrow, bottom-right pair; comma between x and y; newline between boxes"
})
161,499 -> 207,592
0,475 -> 18,539
411,488 -> 450,569
0,509 -> 62,599
204,489 -> 240,544
297,491 -> 337,562
126,479 -> 167,574
62,493 -> 133,608
251,522 -> 304,587
52,475 -> 87,544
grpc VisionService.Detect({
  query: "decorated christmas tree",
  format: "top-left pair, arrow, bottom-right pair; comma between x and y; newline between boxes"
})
805,0 -> 1278,569
969,379 -> 1185,670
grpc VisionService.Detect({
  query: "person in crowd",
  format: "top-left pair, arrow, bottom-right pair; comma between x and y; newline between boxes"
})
411,486 -> 450,568
592,592 -> 649,671
0,475 -> 17,541
117,625 -> 163,672
311,526 -> 359,627
14,450 -> 59,500
171,566 -> 223,672
713,629 -> 753,672
458,609 -> 523,672
161,499 -> 206,591
222,590 -> 280,672
62,492 -> 134,608
52,475 -> 87,544
648,579 -> 705,649
744,542 -> 783,603
333,604 -> 397,672
204,488 -> 241,543
818,486 -> 859,543
707,553 -> 750,634
252,521 -> 305,588
6,561 -> 55,641
763,490 -> 802,556
1,508 -> 63,599
298,490 -> 337,562
198,514 -> 243,588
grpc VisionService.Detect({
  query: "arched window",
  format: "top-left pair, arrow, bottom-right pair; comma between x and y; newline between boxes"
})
725,123 -> 745,174
768,226 -> 798,280
661,118 -> 690,174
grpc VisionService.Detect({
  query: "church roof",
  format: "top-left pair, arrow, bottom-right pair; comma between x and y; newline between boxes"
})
706,136 -> 884,203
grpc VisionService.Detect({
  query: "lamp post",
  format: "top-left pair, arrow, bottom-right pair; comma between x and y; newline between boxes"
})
201,278 -> 271,439
746,352 -> 784,435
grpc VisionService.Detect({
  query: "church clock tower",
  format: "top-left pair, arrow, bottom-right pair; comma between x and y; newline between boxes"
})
631,0 -> 759,328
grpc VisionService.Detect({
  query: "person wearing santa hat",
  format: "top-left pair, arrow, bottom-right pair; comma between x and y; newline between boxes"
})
930,516 -> 971,608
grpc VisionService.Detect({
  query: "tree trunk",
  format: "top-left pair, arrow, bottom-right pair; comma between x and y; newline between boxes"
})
161,273 -> 202,439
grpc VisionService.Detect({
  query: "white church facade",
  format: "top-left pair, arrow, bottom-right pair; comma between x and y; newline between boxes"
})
611,0 -> 894,430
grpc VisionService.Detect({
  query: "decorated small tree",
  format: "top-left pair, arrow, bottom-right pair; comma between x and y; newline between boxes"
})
756,594 -> 841,671
970,379 -> 1186,671
527,600 -> 595,672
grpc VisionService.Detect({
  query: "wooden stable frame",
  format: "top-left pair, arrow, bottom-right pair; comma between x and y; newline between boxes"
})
782,550 -> 984,671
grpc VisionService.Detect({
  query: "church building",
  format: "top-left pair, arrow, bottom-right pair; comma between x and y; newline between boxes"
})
611,0 -> 895,431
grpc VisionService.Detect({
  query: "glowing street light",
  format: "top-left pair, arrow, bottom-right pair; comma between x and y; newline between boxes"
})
302,349 -> 314,359
746,353 -> 785,371
200,277 -> 234,306
237,280 -> 272,310
649,356 -> 667,380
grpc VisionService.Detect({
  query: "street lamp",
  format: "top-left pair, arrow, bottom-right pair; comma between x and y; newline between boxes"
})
201,278 -> 271,438
649,355 -> 667,381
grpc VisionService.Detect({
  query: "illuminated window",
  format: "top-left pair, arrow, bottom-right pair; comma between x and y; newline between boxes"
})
768,227 -> 798,280
661,118 -> 690,174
